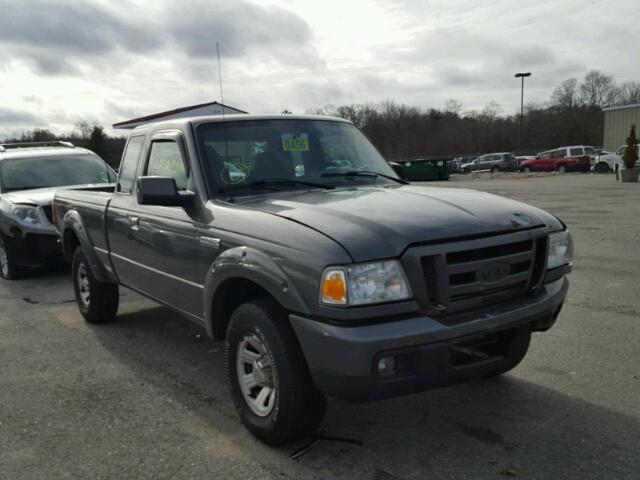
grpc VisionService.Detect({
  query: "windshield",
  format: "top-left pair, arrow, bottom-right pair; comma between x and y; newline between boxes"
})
0,154 -> 115,192
196,119 -> 398,196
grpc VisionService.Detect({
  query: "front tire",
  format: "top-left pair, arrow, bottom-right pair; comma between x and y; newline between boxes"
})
523,166 -> 531,173
595,162 -> 610,173
491,166 -> 499,173
72,248 -> 119,324
0,234 -> 20,280
226,299 -> 326,446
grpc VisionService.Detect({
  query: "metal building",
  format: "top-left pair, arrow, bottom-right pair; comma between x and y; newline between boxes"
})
112,101 -> 247,130
602,103 -> 640,151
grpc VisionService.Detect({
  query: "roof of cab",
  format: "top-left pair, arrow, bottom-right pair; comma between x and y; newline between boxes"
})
129,114 -> 353,135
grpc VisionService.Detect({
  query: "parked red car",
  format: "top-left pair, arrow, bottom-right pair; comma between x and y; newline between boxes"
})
520,146 -> 593,173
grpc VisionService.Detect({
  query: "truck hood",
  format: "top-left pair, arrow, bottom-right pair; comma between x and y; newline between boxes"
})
237,185 -> 559,262
2,184 -> 112,206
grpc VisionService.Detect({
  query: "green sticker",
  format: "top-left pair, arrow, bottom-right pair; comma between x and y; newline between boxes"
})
282,133 -> 309,152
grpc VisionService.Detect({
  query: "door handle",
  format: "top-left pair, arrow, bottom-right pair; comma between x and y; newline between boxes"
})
129,216 -> 140,231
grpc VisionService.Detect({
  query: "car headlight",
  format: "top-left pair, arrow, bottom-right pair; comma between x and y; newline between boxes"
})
547,230 -> 573,269
11,204 -> 41,225
320,260 -> 412,306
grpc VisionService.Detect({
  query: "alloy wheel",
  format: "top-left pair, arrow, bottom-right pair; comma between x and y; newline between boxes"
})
77,262 -> 91,307
0,238 -> 9,277
236,333 -> 277,417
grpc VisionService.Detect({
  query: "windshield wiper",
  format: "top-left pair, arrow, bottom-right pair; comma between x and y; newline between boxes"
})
219,178 -> 335,193
321,170 -> 409,184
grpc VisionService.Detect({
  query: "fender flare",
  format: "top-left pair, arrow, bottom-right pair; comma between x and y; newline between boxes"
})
203,246 -> 310,339
61,210 -> 114,283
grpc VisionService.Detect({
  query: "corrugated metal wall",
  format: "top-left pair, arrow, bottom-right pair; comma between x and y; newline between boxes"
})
603,106 -> 640,151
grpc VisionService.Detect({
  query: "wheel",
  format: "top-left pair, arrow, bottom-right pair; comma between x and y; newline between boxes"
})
523,166 -> 531,173
72,247 -> 119,324
485,328 -> 531,378
225,299 -> 326,446
595,162 -> 610,173
557,164 -> 566,173
0,234 -> 20,280
491,166 -> 500,173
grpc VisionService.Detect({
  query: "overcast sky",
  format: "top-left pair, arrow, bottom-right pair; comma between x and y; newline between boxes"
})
0,0 -> 638,138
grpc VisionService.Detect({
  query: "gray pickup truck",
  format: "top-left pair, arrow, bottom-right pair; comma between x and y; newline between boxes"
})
53,114 -> 572,445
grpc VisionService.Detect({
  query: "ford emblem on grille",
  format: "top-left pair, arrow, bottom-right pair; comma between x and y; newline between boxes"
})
475,261 -> 511,284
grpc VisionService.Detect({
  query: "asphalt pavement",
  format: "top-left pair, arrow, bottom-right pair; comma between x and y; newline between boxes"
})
0,174 -> 638,479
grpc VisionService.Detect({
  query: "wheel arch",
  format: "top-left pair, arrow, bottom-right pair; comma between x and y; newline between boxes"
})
204,246 -> 310,340
60,210 -> 113,283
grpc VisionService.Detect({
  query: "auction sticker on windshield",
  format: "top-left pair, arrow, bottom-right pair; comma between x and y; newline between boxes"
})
282,133 -> 309,152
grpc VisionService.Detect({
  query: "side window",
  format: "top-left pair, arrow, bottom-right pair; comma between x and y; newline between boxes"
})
117,136 -> 145,193
584,147 -> 595,156
569,147 -> 582,156
146,141 -> 189,190
552,149 -> 565,158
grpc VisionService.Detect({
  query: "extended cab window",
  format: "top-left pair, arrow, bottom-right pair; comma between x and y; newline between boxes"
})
118,136 -> 144,193
146,141 -> 189,190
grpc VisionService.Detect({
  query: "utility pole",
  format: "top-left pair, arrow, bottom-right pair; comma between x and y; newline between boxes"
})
515,72 -> 532,150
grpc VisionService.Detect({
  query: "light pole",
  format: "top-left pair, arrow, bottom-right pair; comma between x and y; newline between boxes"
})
515,72 -> 531,149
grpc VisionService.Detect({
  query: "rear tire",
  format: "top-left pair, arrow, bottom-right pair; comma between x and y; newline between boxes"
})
0,234 -> 20,280
595,162 -> 610,173
225,299 -> 326,446
557,164 -> 566,173
491,166 -> 499,173
72,248 -> 119,324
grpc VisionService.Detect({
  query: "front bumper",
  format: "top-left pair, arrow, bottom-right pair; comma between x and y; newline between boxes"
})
290,277 -> 568,402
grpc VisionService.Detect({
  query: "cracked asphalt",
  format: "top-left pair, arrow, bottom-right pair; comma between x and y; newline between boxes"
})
0,174 -> 638,479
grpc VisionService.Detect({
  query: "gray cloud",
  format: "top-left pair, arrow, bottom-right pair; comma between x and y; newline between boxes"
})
0,108 -> 44,126
0,1 -> 156,53
167,1 -> 312,59
0,0 -> 320,77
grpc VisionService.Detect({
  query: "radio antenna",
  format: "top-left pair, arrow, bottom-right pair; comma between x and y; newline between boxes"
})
217,41 -> 230,176
216,41 -> 225,110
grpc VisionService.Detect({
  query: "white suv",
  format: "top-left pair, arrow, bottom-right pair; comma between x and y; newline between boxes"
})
594,145 -> 640,173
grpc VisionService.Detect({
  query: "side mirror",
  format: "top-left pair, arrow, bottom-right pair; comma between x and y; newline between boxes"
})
136,176 -> 195,207
388,161 -> 406,180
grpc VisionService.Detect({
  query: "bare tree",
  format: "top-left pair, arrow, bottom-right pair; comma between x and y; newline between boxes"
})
579,70 -> 616,107
551,78 -> 579,110
614,81 -> 640,105
444,99 -> 463,116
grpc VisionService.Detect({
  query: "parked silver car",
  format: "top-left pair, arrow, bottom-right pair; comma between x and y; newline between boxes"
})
460,152 -> 517,173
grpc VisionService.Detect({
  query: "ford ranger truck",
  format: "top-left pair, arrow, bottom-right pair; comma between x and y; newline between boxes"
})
52,115 -> 572,445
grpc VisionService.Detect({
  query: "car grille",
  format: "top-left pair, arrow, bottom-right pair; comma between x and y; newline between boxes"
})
40,205 -> 54,224
415,233 -> 548,315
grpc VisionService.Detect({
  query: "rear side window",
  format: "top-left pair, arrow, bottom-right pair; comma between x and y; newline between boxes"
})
584,147 -> 595,156
117,136 -> 144,193
569,147 -> 583,156
146,141 -> 189,190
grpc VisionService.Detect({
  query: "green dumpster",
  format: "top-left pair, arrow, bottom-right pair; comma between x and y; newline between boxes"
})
395,158 -> 450,181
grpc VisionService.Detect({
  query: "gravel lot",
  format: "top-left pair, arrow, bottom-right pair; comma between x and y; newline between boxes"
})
1,174 -> 638,479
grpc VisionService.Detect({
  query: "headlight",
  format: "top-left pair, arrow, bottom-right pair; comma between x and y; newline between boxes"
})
547,230 -> 573,269
320,260 -> 412,306
11,205 -> 41,225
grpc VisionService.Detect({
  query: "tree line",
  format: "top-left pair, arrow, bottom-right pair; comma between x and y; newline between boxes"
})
2,122 -> 126,168
3,70 -> 638,164
309,70 -> 640,159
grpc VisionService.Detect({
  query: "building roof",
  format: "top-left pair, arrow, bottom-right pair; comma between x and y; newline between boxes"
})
112,101 -> 248,129
602,103 -> 640,112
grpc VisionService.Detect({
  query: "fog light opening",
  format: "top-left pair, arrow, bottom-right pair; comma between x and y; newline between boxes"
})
376,355 -> 396,377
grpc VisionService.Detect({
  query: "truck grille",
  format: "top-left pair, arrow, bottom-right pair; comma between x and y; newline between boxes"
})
417,234 -> 548,314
